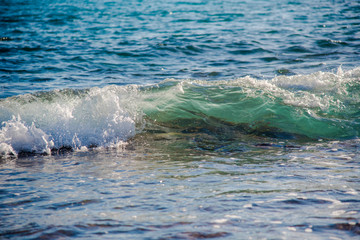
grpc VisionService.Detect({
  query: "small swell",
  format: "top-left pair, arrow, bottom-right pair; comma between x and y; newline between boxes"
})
316,39 -> 348,48
313,223 -> 360,236
43,199 -> 102,210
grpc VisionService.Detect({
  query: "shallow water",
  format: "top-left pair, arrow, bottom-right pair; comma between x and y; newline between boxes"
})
1,0 -> 360,239
1,136 -> 360,239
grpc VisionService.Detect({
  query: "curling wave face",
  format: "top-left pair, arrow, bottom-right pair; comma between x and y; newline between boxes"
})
1,67 -> 359,157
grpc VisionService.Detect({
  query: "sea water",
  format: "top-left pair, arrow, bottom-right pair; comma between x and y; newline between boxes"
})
1,0 -> 359,239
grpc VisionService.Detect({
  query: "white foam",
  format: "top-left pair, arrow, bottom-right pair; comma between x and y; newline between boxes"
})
0,85 -> 141,157
0,116 -> 53,156
185,66 -> 360,111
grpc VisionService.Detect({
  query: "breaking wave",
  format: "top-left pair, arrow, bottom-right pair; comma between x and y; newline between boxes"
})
1,67 -> 359,157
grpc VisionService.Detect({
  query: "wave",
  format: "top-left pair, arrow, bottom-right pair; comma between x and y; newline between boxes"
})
1,67 -> 359,157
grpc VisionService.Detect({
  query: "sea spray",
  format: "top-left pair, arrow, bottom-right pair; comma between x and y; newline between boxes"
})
0,115 -> 54,157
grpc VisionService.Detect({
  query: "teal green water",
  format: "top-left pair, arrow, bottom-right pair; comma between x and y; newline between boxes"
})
141,70 -> 360,140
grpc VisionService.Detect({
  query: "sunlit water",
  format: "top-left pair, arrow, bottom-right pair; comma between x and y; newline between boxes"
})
1,136 -> 359,239
1,0 -> 360,239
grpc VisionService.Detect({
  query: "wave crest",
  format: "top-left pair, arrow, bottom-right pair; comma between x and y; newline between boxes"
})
1,67 -> 359,157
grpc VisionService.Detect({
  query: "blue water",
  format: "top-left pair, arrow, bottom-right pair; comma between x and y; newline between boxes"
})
1,0 -> 360,239
1,0 -> 360,98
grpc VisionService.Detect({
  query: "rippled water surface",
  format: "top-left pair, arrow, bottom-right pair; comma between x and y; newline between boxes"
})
1,0 -> 360,97
1,137 -> 360,239
1,0 -> 360,239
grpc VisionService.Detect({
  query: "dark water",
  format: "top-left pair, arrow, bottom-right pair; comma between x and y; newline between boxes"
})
1,0 -> 360,239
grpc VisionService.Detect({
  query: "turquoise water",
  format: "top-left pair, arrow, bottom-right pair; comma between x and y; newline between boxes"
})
1,0 -> 360,239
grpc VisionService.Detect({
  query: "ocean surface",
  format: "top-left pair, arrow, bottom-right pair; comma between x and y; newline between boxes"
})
1,0 -> 360,239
